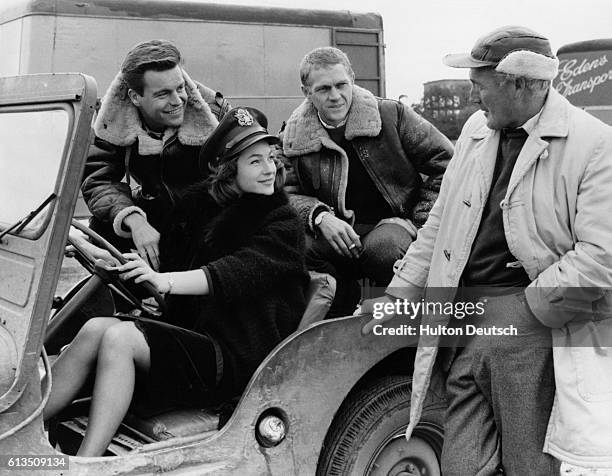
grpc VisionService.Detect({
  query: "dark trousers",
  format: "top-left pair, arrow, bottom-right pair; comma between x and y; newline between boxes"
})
440,292 -> 560,476
305,221 -> 413,316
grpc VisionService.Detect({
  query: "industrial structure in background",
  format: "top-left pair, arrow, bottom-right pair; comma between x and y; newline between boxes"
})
410,79 -> 477,141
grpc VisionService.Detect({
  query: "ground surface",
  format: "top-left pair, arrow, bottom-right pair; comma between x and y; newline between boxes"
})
57,256 -> 89,297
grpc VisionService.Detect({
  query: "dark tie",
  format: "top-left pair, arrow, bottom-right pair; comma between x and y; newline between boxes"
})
492,128 -> 528,185
501,128 -> 528,166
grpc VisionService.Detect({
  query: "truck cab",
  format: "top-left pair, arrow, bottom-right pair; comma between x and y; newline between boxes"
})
0,0 -> 385,133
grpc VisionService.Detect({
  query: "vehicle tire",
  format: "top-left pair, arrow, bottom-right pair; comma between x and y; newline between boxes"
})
316,375 -> 445,476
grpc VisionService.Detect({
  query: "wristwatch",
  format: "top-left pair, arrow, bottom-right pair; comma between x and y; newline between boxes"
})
314,211 -> 331,228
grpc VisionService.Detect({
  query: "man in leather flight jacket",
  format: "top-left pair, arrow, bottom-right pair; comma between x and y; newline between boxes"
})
281,47 -> 453,315
82,40 -> 230,270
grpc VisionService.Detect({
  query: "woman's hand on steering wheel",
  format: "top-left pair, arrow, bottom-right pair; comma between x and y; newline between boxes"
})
117,253 -> 170,294
68,219 -> 167,313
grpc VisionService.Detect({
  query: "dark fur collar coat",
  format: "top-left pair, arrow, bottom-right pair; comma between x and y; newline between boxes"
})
159,185 -> 309,392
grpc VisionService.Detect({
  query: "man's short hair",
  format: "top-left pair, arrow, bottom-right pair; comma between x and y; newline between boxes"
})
121,39 -> 183,95
299,47 -> 355,87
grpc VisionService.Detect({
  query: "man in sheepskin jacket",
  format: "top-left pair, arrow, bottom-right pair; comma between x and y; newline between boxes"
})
281,46 -> 453,314
82,40 -> 230,270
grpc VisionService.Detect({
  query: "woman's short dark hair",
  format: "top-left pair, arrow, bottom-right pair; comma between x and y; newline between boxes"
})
206,146 -> 286,206
121,39 -> 183,95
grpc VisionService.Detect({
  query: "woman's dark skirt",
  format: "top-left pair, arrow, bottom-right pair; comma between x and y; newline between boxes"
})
117,314 -> 235,417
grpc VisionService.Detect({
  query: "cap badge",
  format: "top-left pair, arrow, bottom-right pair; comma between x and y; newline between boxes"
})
235,108 -> 254,126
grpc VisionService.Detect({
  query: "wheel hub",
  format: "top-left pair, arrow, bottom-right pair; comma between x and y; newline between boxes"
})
368,435 -> 441,476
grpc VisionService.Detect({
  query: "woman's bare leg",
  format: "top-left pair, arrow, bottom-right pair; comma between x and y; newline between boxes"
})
43,317 -> 120,421
77,321 -> 150,456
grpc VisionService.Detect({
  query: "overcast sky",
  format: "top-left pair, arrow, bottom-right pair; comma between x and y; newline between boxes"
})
196,0 -> 612,103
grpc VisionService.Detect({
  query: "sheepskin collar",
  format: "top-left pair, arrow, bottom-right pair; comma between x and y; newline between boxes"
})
94,69 -> 218,155
283,85 -> 381,157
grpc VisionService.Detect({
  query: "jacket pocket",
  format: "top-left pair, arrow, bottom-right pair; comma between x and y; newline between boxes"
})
568,319 -> 612,402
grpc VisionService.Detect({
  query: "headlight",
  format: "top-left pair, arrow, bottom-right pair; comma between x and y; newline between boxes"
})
256,412 -> 287,447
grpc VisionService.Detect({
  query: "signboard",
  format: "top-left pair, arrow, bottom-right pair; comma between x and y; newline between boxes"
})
553,42 -> 612,108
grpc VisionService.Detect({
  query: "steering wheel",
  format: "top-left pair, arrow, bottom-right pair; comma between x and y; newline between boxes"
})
68,219 -> 167,314
45,220 -> 167,353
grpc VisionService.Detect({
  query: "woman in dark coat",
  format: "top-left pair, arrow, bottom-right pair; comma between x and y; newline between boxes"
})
43,107 -> 309,456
